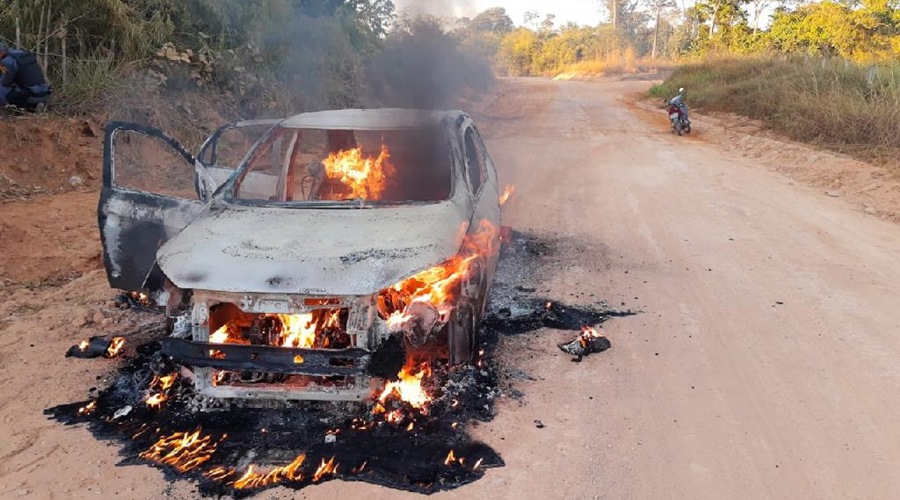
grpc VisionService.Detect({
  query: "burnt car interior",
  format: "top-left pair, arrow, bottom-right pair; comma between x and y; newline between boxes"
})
234,127 -> 453,204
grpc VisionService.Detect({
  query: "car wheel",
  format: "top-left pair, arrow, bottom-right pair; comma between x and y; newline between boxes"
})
448,303 -> 476,365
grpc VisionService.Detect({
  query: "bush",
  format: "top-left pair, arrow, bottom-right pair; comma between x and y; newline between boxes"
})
651,56 -> 900,161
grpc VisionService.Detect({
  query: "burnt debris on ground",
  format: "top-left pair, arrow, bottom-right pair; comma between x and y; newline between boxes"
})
49,339 -> 503,496
47,230 -> 631,497
558,327 -> 612,361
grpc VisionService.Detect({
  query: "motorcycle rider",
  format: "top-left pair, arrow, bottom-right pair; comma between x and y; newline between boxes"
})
0,46 -> 51,112
669,87 -> 689,124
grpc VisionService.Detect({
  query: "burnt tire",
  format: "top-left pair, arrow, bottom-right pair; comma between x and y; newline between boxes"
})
448,304 -> 477,365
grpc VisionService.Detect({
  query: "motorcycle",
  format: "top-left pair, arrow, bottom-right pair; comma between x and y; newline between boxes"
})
667,104 -> 691,136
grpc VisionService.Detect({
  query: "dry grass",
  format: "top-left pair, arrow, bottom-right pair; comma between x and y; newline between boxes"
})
651,57 -> 900,164
557,49 -> 674,79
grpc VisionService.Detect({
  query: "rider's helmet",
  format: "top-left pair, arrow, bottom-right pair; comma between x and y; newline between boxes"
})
678,87 -> 685,95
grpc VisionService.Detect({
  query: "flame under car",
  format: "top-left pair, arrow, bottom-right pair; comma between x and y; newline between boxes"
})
98,109 -> 501,401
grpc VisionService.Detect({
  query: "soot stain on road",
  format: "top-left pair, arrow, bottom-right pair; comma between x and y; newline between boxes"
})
46,230 -> 628,497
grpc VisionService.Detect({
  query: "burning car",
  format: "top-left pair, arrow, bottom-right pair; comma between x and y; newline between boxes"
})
98,109 -> 501,402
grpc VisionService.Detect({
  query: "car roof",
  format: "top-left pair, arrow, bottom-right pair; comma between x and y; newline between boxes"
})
279,108 -> 463,130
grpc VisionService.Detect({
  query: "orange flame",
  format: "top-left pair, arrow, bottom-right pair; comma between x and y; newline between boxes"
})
210,310 -> 344,350
379,220 -> 499,320
78,340 -> 89,351
105,337 -> 125,357
146,393 -> 166,408
312,456 -> 339,482
232,454 -> 307,490
158,373 -> 177,391
77,400 -> 97,416
499,184 -> 515,205
580,326 -> 605,348
139,428 -> 223,472
322,146 -> 393,200
145,373 -> 178,409
444,450 -> 456,466
378,362 -> 433,412
279,313 -> 316,348
209,325 -> 231,344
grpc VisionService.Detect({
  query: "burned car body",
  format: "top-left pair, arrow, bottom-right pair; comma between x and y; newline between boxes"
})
98,109 -> 501,401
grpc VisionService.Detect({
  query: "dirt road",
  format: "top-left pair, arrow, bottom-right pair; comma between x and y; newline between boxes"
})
3,78 -> 900,499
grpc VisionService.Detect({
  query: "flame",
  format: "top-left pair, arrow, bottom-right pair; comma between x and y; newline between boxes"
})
78,340 -> 89,351
279,313 -> 316,348
105,337 -> 125,357
209,325 -> 230,344
139,428 -> 223,472
204,467 -> 233,482
78,400 -> 97,416
158,373 -> 177,390
210,310 -> 344,350
378,362 -> 433,411
444,450 -> 456,466
312,456 -> 339,482
232,454 -> 306,490
322,146 -> 393,200
145,373 -> 178,409
386,310 -> 413,331
580,326 -> 605,348
146,393 -> 166,408
379,220 -> 499,320
499,184 -> 515,205
129,291 -> 150,305
473,457 -> 484,470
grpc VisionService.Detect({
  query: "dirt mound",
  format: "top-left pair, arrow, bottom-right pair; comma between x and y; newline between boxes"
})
0,191 -> 102,287
0,114 -> 103,199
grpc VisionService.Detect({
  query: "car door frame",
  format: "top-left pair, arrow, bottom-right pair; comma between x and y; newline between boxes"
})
99,121 -> 211,294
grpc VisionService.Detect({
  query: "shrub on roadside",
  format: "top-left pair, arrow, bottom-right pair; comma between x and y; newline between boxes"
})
651,57 -> 900,162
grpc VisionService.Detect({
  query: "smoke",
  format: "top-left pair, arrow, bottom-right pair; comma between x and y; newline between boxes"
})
111,0 -> 495,144
367,16 -> 495,110
393,0 -> 478,19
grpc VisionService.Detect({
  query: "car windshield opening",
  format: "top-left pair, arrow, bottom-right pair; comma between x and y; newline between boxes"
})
234,126 -> 452,204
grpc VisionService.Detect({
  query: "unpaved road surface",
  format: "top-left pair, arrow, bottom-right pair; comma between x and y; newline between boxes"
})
3,78 -> 900,499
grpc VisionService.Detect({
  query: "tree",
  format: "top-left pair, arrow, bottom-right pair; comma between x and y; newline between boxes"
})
469,7 -> 514,34
647,0 -> 677,59
497,27 -> 540,76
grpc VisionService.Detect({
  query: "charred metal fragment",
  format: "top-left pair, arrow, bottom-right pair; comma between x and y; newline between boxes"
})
161,338 -> 370,376
66,336 -> 125,358
66,337 -> 114,358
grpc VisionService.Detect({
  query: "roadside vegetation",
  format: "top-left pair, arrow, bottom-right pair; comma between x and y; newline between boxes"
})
651,57 -> 900,161
0,0 -> 492,132
3,1 -> 900,161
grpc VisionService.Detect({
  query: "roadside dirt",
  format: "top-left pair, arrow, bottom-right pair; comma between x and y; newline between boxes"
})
632,97 -> 900,223
3,78 -> 900,500
0,114 -> 103,198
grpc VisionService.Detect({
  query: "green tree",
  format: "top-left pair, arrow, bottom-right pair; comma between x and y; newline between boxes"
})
497,27 -> 540,76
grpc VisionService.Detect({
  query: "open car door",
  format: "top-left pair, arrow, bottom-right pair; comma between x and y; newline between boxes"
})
98,122 -> 211,293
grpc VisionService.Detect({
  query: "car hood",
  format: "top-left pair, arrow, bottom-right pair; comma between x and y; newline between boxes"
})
156,201 -> 470,295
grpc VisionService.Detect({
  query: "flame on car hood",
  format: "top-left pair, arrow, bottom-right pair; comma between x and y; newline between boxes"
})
156,201 -> 471,295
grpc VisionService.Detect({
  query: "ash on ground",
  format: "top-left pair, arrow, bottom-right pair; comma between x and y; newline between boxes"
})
47,230 -> 632,497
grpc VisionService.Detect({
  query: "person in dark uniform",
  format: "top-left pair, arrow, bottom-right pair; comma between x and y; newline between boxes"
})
0,46 -> 51,112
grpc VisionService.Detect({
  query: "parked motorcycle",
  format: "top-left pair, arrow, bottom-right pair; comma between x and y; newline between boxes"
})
667,104 -> 691,136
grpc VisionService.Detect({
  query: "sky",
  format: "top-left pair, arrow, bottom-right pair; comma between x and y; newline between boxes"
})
393,0 -> 606,27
